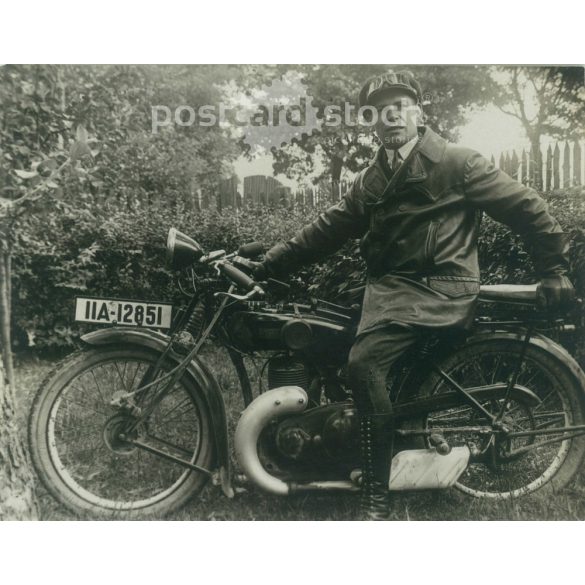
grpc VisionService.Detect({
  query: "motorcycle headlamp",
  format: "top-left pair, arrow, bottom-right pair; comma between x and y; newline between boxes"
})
166,227 -> 204,270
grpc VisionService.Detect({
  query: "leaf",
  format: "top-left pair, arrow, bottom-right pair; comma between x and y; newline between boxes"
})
38,158 -> 58,177
76,124 -> 89,143
69,140 -> 93,162
14,169 -> 39,179
46,180 -> 59,189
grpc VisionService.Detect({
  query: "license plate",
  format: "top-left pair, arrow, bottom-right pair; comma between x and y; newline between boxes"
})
75,297 -> 172,328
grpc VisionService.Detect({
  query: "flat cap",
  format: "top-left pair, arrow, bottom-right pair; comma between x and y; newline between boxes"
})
359,70 -> 422,107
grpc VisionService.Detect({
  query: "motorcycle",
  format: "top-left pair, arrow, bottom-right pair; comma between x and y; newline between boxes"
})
28,228 -> 585,518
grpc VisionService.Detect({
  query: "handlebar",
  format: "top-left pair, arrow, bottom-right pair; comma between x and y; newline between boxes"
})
175,235 -> 266,298
216,261 -> 265,299
219,262 -> 257,290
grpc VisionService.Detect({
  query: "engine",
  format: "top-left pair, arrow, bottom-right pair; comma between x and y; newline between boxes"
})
267,356 -> 309,391
274,403 -> 359,464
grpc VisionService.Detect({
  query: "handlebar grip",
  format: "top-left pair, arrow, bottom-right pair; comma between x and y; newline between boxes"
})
237,242 -> 265,258
220,262 -> 257,291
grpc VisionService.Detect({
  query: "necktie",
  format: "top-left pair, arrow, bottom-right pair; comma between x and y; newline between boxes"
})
392,149 -> 401,172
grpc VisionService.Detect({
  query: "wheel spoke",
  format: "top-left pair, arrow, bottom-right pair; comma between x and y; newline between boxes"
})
35,350 -> 210,518
421,345 -> 580,499
54,423 -> 106,445
155,397 -> 194,423
90,370 -> 108,405
533,390 -> 557,412
60,394 -> 109,417
490,354 -> 503,384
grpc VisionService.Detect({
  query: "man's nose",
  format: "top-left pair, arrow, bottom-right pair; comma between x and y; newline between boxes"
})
381,108 -> 402,124
384,115 -> 402,127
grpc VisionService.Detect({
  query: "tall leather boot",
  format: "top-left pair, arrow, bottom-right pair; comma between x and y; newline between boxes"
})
359,413 -> 394,521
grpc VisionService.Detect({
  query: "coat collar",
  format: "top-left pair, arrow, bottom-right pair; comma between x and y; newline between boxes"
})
375,127 -> 446,171
363,127 -> 447,201
415,126 -> 447,164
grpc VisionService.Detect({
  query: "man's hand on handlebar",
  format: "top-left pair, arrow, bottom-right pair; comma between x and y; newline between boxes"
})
247,260 -> 269,282
213,260 -> 266,301
536,274 -> 576,311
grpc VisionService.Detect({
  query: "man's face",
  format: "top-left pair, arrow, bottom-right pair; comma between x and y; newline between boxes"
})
370,90 -> 420,150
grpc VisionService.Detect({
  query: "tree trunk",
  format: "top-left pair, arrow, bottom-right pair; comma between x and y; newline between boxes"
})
529,134 -> 543,191
330,154 -> 344,185
0,254 -> 14,386
0,254 -> 39,520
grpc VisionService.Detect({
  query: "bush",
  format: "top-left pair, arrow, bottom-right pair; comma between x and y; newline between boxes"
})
11,188 -> 585,351
11,200 -> 313,349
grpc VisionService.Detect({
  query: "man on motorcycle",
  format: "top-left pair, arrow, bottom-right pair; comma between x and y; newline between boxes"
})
254,70 -> 575,520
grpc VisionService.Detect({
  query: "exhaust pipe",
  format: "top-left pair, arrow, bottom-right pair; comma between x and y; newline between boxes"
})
234,386 -> 308,496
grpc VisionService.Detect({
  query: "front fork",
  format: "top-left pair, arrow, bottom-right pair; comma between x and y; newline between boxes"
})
102,292 -> 238,496
114,292 -> 232,432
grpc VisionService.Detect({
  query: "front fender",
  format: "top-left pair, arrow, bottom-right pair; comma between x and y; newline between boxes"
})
81,327 -> 233,496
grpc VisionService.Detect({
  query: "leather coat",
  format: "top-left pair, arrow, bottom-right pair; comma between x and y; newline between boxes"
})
264,127 -> 570,336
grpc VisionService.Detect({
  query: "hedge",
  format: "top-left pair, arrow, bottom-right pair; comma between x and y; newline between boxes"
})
11,187 -> 585,351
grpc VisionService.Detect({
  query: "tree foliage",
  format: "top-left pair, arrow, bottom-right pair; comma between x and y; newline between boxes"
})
0,65 -> 241,219
492,66 -> 585,141
267,65 -> 493,184
490,66 -> 585,188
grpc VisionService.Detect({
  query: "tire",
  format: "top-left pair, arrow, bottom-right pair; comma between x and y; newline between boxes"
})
29,345 -> 214,519
419,338 -> 585,499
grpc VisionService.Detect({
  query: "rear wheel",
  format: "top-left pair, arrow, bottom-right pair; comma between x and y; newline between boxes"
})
420,338 -> 585,499
29,345 -> 214,519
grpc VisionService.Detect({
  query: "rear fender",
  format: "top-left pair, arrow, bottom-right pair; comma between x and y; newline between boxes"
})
396,330 -> 585,408
463,331 -> 585,404
81,327 -> 233,496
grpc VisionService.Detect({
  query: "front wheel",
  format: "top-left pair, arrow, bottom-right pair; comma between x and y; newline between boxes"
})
420,338 -> 585,499
28,345 -> 214,519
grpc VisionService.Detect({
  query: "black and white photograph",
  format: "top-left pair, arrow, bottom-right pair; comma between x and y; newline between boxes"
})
4,3 -> 585,582
1,61 -> 584,525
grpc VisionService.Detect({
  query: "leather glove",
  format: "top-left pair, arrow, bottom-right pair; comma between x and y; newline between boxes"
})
536,275 -> 575,311
248,261 -> 268,281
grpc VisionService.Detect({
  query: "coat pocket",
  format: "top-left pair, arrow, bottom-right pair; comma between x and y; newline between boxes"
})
428,276 -> 480,298
424,221 -> 440,268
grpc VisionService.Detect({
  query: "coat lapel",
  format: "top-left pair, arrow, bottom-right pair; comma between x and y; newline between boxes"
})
403,154 -> 427,184
363,127 -> 447,205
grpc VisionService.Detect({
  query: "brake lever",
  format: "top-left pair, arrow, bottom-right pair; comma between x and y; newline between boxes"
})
200,250 -> 226,264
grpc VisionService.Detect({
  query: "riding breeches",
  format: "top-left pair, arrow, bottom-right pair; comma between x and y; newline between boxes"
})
347,324 -> 422,416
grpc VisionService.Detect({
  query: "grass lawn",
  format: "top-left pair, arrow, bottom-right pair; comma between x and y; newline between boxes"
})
13,348 -> 585,521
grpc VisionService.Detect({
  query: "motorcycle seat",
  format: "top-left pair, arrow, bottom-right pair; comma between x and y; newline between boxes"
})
478,284 -> 538,303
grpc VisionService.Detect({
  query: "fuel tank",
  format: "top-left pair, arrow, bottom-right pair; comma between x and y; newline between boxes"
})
225,300 -> 357,355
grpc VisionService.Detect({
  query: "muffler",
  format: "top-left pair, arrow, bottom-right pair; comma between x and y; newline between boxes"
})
388,447 -> 470,490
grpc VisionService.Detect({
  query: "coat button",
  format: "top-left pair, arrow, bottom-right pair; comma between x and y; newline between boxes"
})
398,204 -> 407,212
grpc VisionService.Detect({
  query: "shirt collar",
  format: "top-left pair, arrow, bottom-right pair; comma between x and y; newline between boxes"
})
385,135 -> 419,164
